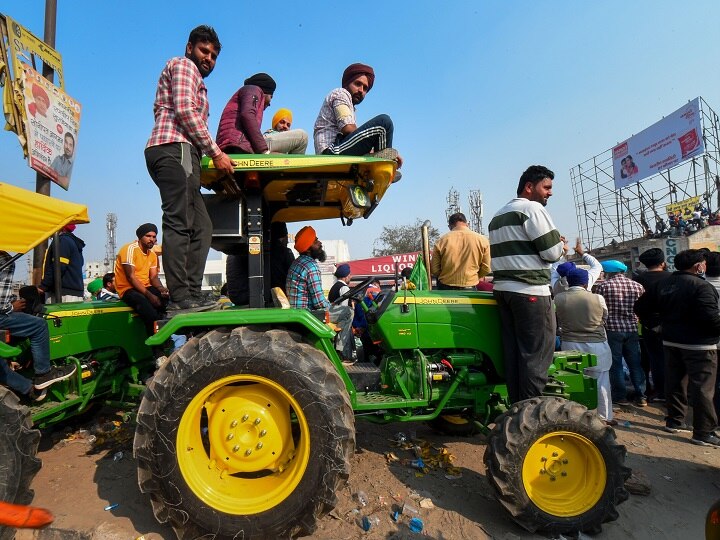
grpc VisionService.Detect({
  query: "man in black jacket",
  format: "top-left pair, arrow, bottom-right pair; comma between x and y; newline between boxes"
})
635,249 -> 720,446
39,224 -> 85,302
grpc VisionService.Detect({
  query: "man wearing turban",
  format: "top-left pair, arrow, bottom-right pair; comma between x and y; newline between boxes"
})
313,63 -> 403,181
262,107 -> 308,154
555,268 -> 615,425
217,73 -> 307,154
113,223 -> 171,334
286,227 -> 354,363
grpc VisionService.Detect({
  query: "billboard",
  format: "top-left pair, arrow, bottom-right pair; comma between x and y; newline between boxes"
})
345,252 -> 422,276
21,65 -> 81,190
5,15 -> 64,88
613,98 -> 704,190
665,195 -> 700,219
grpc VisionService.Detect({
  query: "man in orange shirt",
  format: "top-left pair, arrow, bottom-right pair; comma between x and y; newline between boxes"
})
114,223 -> 170,334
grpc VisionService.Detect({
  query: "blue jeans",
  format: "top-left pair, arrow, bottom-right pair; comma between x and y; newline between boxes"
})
0,311 -> 51,394
607,330 -> 645,400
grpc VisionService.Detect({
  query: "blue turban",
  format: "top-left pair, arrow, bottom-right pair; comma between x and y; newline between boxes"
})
567,268 -> 589,287
601,260 -> 627,273
557,262 -> 576,277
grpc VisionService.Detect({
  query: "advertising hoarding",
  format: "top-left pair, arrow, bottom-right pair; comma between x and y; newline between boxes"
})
613,98 -> 704,190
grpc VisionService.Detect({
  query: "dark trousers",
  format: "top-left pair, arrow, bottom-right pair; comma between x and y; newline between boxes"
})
664,345 -> 718,437
324,114 -> 393,155
226,252 -> 249,306
640,328 -> 665,398
145,143 -> 212,302
493,290 -> 556,403
121,286 -> 167,335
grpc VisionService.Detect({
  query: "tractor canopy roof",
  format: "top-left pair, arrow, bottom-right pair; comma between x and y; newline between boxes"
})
0,182 -> 90,254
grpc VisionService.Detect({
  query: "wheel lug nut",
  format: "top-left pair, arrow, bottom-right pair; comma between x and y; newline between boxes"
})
260,430 -> 267,437
256,442 -> 263,450
539,469 -> 546,474
254,418 -> 261,425
231,420 -> 238,428
540,457 -> 547,462
562,459 -> 568,464
242,414 -> 249,422
561,472 -> 567,477
232,445 -> 240,453
552,452 -> 558,457
226,433 -> 234,440
550,476 -> 556,481
245,449 -> 252,456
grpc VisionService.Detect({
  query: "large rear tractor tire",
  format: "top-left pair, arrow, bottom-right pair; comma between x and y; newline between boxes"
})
0,388 -> 42,540
484,396 -> 629,535
134,327 -> 355,540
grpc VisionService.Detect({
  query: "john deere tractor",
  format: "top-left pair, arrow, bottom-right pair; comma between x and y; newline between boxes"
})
0,156 -> 629,540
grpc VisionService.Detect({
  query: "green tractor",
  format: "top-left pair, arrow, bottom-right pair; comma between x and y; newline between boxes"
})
0,157 -> 629,540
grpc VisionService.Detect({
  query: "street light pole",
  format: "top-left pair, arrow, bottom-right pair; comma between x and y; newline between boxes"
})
32,0 -> 57,286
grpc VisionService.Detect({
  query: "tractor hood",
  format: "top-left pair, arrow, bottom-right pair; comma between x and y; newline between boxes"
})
0,182 -> 90,254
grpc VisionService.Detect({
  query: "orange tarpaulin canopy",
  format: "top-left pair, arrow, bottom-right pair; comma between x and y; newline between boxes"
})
0,182 -> 89,253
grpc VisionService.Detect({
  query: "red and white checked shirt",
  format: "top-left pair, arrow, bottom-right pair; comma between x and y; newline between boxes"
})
146,56 -> 221,158
595,274 -> 645,333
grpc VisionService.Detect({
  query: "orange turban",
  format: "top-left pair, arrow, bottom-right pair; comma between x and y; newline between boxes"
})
31,83 -> 49,103
294,226 -> 316,253
272,108 -> 292,130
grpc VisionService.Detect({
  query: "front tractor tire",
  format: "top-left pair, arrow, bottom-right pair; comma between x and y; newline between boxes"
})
484,397 -> 630,535
134,327 -> 355,540
0,388 -> 42,540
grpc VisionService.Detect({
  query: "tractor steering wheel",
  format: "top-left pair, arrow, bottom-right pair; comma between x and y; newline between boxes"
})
331,276 -> 375,306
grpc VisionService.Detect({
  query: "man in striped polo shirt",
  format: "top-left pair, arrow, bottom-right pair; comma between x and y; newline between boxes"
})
488,165 -> 564,403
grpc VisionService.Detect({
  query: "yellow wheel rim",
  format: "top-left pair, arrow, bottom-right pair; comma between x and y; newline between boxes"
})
522,431 -> 606,517
177,374 -> 310,515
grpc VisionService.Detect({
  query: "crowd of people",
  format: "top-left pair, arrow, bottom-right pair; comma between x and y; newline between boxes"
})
652,204 -> 720,238
3,25 -> 720,450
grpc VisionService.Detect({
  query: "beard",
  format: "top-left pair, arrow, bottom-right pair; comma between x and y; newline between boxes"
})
188,53 -> 213,78
310,246 -> 326,263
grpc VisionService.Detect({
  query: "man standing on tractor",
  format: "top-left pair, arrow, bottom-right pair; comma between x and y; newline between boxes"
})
431,212 -> 491,290
286,226 -> 354,363
313,63 -> 403,181
144,25 -> 235,312
0,251 -> 76,401
114,224 -> 171,334
488,165 -> 564,403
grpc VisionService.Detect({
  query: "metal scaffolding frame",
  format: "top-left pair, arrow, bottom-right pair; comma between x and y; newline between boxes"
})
570,97 -> 720,250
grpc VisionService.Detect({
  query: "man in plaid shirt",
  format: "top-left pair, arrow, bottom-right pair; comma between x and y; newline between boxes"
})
595,259 -> 647,406
0,251 -> 75,401
144,25 -> 235,312
286,227 -> 354,363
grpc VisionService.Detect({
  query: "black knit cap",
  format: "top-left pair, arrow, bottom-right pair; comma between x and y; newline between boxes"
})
244,73 -> 276,94
136,223 -> 158,238
638,248 -> 664,268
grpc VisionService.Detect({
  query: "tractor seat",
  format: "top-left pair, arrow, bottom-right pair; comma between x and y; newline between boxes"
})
271,288 -> 291,309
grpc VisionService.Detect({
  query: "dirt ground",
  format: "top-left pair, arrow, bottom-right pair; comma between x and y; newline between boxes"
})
14,401 -> 720,540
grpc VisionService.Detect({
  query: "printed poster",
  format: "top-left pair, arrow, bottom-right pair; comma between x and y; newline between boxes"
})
22,64 -> 81,190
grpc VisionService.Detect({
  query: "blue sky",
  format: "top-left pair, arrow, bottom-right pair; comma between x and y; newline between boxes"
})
2,1 -> 720,271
